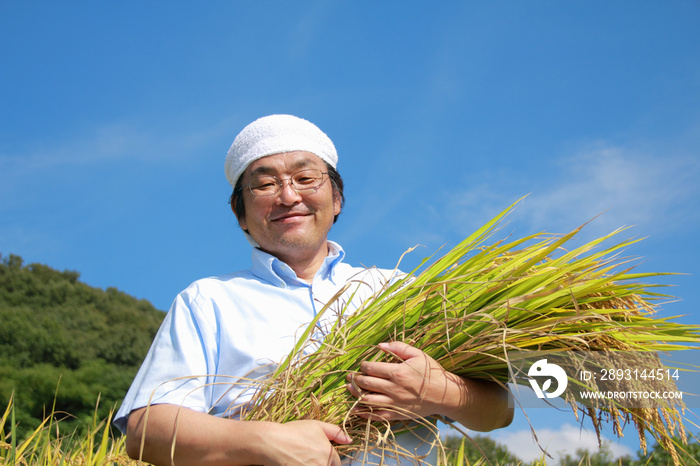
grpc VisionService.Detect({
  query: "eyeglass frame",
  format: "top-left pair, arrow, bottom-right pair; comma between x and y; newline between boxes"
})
239,168 -> 330,197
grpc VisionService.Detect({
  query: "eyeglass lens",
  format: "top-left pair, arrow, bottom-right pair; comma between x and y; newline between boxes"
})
247,169 -> 325,196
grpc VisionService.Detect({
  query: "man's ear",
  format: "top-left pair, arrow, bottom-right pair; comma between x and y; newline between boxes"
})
333,191 -> 342,218
234,209 -> 248,232
238,215 -> 248,231
230,194 -> 248,231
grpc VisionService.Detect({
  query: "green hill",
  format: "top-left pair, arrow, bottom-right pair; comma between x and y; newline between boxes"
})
0,253 -> 164,439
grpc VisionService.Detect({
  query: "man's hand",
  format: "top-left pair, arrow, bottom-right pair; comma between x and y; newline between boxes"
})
260,420 -> 352,466
125,404 -> 352,466
346,341 -> 513,431
346,341 -> 452,421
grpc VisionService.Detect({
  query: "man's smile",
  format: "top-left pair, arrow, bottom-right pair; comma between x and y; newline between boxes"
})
270,210 -> 313,222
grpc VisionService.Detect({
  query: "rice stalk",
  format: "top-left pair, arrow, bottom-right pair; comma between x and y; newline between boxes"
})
240,200 -> 700,464
0,394 -> 138,466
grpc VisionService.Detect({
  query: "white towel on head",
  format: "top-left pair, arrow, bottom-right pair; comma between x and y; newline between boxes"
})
225,114 -> 338,187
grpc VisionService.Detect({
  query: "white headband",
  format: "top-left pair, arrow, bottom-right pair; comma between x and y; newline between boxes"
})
225,114 -> 338,187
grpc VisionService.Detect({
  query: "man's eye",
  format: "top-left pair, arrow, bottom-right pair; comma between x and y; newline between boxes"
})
252,180 -> 278,191
295,177 -> 316,185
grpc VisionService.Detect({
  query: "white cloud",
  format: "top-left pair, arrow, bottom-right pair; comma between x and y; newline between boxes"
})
0,117 -> 236,209
523,144 -> 700,237
288,1 -> 337,62
0,123 -> 147,210
490,423 -> 634,464
0,123 -> 148,175
1,118 -> 233,169
428,141 -> 700,244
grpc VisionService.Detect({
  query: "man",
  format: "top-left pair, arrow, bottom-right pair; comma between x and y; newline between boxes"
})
114,114 -> 513,465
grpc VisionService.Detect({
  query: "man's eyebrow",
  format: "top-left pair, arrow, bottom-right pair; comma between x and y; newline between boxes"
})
248,158 -> 316,176
248,166 -> 276,176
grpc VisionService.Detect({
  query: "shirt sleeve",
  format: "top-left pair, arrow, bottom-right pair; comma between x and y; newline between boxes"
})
113,289 -> 215,433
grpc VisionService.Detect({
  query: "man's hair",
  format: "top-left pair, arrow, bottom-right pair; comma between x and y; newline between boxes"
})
229,162 -> 345,227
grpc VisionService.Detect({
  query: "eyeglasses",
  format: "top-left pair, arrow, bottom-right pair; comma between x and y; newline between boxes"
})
241,169 -> 329,197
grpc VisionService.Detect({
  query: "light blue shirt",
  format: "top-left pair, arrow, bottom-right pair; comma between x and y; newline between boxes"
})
114,241 -> 437,464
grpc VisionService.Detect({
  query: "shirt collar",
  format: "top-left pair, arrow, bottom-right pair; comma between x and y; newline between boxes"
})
249,241 -> 346,288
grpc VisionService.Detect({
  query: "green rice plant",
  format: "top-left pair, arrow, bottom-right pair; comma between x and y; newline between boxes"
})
0,393 -> 139,465
241,199 -> 700,465
440,435 -> 549,466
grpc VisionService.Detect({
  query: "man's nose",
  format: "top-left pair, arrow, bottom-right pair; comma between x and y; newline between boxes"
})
276,179 -> 303,204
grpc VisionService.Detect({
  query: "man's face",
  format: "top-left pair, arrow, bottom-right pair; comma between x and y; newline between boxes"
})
236,151 -> 341,262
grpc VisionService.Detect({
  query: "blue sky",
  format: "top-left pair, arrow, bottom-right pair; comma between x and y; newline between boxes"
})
2,1 -> 699,462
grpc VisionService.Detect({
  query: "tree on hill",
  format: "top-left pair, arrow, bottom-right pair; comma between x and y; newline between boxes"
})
0,253 -> 164,439
553,436 -> 699,465
444,434 -> 520,464
634,435 -> 700,465
558,442 -> 631,466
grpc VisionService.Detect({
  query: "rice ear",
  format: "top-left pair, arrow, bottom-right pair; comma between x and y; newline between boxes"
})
241,200 -> 699,464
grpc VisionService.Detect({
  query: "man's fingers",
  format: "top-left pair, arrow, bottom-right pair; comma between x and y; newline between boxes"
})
318,422 -> 352,445
377,341 -> 423,361
346,375 -> 392,402
348,371 -> 392,395
353,406 -> 412,422
359,358 -> 418,380
355,342 -> 426,379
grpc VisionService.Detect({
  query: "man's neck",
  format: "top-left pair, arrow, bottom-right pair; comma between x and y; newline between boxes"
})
269,242 -> 332,283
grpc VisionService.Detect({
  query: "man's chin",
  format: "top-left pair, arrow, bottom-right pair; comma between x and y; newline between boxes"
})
256,233 -> 319,252
276,235 -> 319,250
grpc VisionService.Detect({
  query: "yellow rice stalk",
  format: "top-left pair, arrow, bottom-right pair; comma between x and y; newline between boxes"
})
0,395 -> 137,466
241,200 -> 700,464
